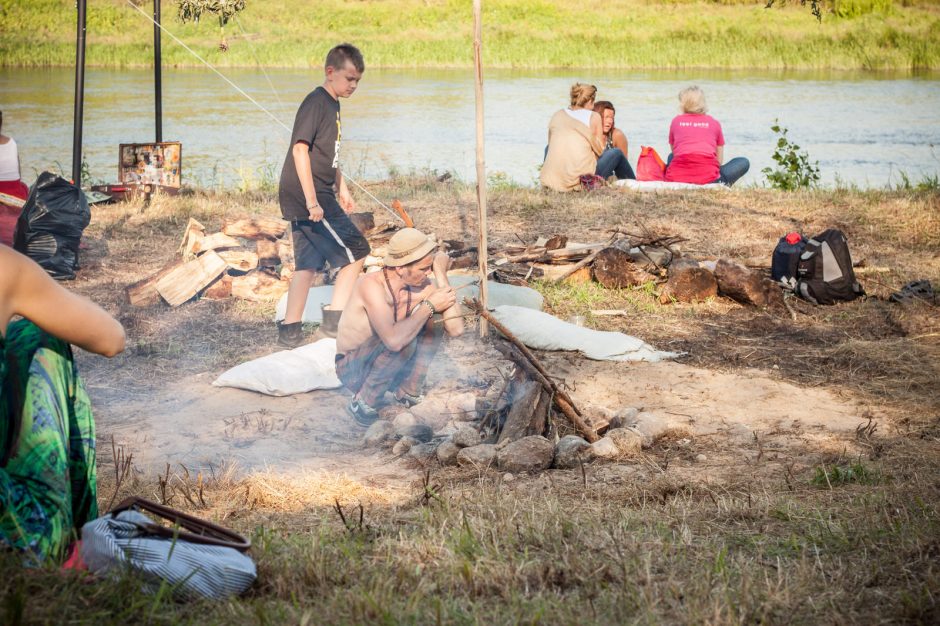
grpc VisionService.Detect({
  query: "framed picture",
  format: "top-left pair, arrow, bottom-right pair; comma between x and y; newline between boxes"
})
119,142 -> 182,188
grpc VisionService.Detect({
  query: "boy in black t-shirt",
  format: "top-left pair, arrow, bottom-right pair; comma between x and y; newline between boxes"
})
276,43 -> 370,348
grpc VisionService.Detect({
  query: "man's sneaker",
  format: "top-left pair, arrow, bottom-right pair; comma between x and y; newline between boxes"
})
395,391 -> 424,408
347,398 -> 379,426
276,321 -> 303,348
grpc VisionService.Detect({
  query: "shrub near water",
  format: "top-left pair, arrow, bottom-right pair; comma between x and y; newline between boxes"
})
763,120 -> 821,190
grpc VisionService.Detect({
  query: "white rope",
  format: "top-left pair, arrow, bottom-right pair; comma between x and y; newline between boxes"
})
124,0 -> 404,224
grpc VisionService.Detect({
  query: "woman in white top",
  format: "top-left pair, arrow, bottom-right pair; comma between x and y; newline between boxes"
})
0,111 -> 29,246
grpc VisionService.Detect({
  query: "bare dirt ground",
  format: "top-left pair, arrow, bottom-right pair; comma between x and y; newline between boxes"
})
72,180 -> 937,490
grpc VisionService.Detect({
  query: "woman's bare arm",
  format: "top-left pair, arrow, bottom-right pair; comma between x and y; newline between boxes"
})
613,129 -> 629,159
0,247 -> 125,356
716,145 -> 724,164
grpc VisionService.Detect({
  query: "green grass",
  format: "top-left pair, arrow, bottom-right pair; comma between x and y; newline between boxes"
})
1,0 -> 939,70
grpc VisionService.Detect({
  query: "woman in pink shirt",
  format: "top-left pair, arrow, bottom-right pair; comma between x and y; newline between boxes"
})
664,86 -> 749,186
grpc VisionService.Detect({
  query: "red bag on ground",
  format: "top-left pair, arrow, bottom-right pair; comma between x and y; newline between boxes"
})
636,146 -> 666,182
0,179 -> 29,247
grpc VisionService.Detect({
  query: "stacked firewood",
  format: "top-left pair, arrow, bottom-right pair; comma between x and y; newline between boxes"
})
125,213 -> 380,307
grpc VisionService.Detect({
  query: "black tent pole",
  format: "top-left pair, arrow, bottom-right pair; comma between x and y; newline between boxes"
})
154,0 -> 162,142
72,0 -> 87,185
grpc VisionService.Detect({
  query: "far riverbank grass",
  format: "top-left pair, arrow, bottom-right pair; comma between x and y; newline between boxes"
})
1,0 -> 939,71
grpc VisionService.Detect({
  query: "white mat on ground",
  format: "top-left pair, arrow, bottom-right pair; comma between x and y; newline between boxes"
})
274,276 -> 543,322
490,305 -> 680,362
615,180 -> 725,191
212,338 -> 341,396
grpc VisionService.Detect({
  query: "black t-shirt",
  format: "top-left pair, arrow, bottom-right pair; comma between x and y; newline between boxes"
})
278,86 -> 341,220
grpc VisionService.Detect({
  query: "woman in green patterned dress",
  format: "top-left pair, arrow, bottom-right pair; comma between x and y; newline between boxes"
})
1,246 -> 125,564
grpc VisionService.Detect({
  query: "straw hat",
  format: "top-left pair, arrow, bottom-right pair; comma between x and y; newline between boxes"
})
383,228 -> 437,267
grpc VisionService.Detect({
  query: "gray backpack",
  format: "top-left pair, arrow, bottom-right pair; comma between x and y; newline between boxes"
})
795,229 -> 865,305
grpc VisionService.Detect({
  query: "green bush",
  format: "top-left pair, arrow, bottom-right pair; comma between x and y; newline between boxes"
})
762,120 -> 821,190
833,0 -> 895,18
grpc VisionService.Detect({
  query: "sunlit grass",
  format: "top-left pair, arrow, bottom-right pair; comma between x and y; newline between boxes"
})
1,0 -> 938,70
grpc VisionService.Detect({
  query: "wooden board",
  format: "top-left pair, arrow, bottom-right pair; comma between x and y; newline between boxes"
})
222,216 -> 286,240
155,250 -> 227,306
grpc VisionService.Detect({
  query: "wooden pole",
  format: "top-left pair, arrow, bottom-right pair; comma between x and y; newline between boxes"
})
154,0 -> 163,143
72,0 -> 87,185
473,0 -> 488,337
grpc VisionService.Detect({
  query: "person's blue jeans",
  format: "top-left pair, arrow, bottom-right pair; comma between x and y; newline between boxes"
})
665,153 -> 750,186
716,157 -> 750,186
595,148 -> 635,180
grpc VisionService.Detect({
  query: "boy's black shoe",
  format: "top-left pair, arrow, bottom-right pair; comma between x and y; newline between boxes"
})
394,391 -> 424,408
317,306 -> 342,339
346,398 -> 379,426
276,321 -> 304,348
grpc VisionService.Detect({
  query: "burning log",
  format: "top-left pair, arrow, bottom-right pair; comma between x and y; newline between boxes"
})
469,299 -> 598,442
497,372 -> 551,444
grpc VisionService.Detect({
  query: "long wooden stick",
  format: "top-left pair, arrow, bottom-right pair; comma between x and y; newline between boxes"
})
473,0 -> 488,337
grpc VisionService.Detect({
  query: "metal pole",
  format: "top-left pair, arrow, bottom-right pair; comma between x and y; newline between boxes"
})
72,0 -> 87,185
473,0 -> 488,337
154,0 -> 163,142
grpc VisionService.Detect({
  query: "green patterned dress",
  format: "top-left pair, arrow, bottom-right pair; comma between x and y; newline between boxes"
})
0,319 -> 98,564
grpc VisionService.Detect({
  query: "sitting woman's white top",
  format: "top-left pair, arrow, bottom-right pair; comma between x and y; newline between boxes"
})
0,138 -> 20,182
564,108 -> 593,127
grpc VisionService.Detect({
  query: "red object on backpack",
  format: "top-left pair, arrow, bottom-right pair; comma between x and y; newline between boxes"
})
636,146 -> 666,182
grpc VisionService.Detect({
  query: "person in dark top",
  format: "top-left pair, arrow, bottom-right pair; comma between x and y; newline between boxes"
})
277,43 -> 370,348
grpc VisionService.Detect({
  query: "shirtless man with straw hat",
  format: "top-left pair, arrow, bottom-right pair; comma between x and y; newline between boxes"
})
335,228 -> 464,425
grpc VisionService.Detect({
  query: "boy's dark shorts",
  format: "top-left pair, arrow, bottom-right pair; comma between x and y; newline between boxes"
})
291,194 -> 370,272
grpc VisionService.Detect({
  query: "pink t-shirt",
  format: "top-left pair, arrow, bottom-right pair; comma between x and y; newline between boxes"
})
665,114 -> 724,184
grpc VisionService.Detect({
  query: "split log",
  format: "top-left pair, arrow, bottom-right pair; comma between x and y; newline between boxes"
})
203,274 -> 233,300
218,250 -> 259,273
231,270 -> 289,301
125,260 -> 182,307
156,250 -> 227,306
222,216 -> 286,240
493,263 -> 543,285
497,374 -> 550,444
194,232 -> 241,254
714,259 -> 768,306
348,212 -> 375,234
276,237 -> 294,270
178,218 -> 206,257
592,247 -> 656,289
256,239 -> 279,267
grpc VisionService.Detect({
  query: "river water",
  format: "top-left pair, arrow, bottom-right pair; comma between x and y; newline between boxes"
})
1,67 -> 939,189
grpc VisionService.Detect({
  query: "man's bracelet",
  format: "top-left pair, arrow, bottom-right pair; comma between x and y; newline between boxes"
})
420,299 -> 437,315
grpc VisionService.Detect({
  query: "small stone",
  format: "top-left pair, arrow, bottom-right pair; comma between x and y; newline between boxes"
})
502,472 -> 515,482
392,436 -> 418,456
409,397 -> 451,431
436,439 -> 461,465
392,412 -> 418,428
452,425 -> 482,448
394,423 -> 433,443
695,454 -> 707,462
497,436 -> 554,473
605,428 -> 643,456
408,442 -> 438,463
590,436 -> 620,459
363,421 -> 395,447
553,435 -> 593,469
457,444 -> 497,468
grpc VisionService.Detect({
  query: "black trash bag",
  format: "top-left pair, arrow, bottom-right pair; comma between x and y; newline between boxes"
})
13,171 -> 91,280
